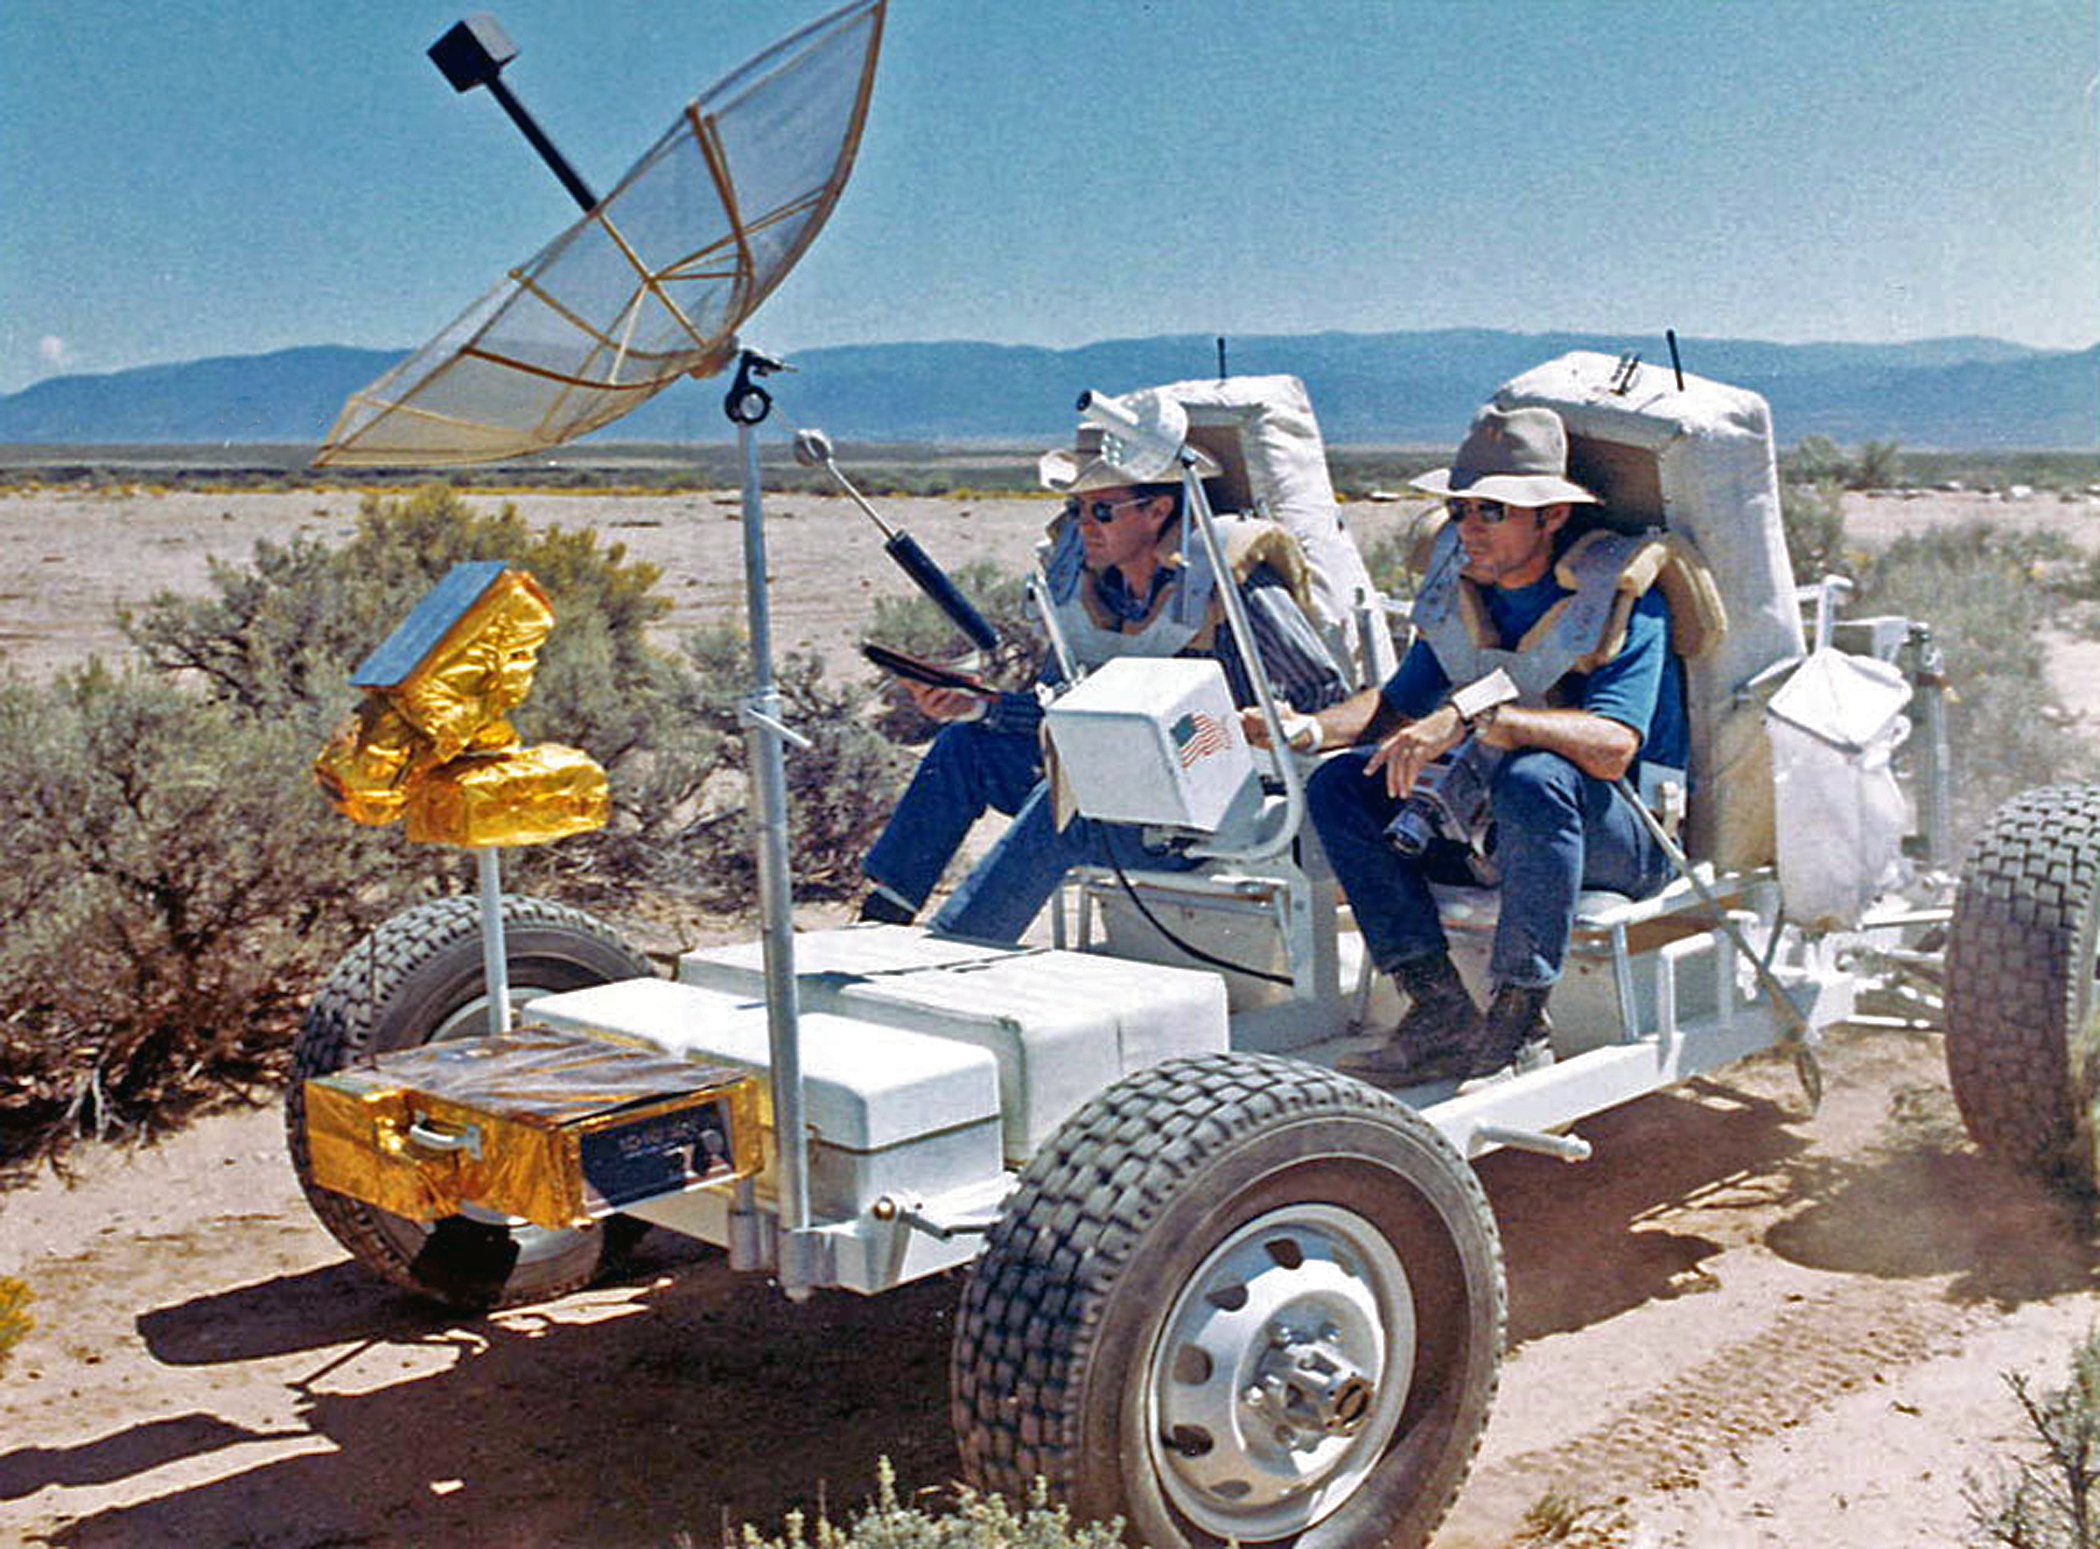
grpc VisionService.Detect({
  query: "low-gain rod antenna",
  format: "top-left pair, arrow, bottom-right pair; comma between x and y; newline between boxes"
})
1666,328 -> 1686,391
429,13 -> 600,213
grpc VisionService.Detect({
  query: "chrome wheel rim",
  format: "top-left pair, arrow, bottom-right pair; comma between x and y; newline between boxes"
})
1145,1202 -> 1414,1539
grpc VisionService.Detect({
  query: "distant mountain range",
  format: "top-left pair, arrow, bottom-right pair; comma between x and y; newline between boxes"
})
0,329 -> 2092,451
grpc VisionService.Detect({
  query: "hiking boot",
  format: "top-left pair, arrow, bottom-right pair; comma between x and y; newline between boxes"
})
1338,953 -> 1482,1086
1458,983 -> 1556,1090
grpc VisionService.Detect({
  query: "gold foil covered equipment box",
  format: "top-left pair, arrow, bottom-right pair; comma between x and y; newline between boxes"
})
305,1026 -> 761,1232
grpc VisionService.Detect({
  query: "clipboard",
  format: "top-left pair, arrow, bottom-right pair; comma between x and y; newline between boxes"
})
859,641 -> 994,696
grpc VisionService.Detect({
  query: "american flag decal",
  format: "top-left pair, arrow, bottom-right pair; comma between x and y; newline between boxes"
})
1171,711 -> 1231,767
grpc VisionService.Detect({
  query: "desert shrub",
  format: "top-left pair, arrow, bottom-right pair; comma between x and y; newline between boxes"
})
1783,436 -> 1904,490
0,1278 -> 29,1374
1966,1325 -> 2100,1548
864,560 -> 1045,743
1854,522 -> 2095,840
1780,478 -> 1850,586
660,625 -> 906,909
0,663 -> 421,1162
1854,438 -> 1904,489
719,1459 -> 1123,1549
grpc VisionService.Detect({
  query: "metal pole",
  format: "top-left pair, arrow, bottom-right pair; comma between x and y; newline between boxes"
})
475,846 -> 512,1034
1609,778 -> 1812,1041
728,356 -> 815,1299
1905,622 -> 1957,871
1184,459 -> 1304,862
484,75 -> 599,213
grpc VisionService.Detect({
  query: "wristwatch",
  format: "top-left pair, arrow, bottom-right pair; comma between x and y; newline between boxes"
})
1449,667 -> 1520,733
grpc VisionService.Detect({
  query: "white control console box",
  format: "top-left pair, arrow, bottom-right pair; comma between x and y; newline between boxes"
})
1044,656 -> 1256,831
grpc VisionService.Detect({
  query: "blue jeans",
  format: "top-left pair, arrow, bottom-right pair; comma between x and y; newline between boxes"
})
1306,745 -> 1670,988
862,718 -> 1193,944
863,720 -> 1045,911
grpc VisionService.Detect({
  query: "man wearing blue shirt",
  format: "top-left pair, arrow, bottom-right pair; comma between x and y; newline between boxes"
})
1247,405 -> 1683,1086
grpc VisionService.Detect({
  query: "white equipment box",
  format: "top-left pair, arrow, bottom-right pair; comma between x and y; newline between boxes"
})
1044,657 -> 1255,831
678,925 -> 1230,1160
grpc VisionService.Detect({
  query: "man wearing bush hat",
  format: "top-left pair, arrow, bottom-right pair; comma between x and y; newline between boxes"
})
1248,403 -> 1687,1088
859,402 -> 1346,943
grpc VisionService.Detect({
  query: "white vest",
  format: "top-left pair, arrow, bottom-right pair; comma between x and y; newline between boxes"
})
1039,516 -> 1219,670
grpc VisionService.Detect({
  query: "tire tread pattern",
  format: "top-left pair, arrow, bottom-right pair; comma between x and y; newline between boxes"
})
1945,783 -> 2100,1188
284,894 -> 654,1307
951,1051 -> 1503,1548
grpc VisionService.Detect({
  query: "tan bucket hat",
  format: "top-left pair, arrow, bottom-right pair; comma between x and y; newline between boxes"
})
1410,405 -> 1597,507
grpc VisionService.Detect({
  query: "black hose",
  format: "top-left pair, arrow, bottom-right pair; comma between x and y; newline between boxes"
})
1105,847 -> 1295,987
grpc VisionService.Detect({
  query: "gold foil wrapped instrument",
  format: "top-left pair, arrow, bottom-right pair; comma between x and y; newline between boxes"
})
313,561 -> 609,847
304,1026 -> 762,1231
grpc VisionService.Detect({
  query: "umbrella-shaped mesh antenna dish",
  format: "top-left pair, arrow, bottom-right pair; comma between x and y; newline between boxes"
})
317,0 -> 885,466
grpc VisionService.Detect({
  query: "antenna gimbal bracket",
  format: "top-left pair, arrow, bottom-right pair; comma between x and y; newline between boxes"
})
725,348 -> 792,426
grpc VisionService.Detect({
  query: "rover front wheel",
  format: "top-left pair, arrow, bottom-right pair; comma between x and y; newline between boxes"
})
951,1053 -> 1503,1549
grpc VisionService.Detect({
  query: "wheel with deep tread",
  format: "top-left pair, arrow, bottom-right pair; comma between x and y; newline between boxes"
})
1945,782 -> 2100,1194
285,894 -> 658,1309
951,1051 -> 1503,1549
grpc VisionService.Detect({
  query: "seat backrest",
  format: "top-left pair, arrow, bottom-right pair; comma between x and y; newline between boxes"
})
1146,372 -> 1399,687
1487,352 -> 1806,868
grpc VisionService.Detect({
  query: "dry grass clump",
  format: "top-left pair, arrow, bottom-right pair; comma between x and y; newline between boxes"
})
710,1459 -> 1123,1549
0,1277 -> 31,1374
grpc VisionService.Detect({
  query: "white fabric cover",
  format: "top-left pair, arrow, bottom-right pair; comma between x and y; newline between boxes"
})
1151,373 -> 1398,683
1765,648 -> 1912,928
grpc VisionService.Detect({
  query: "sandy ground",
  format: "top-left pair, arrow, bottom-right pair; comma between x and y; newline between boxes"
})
4,481 -> 2100,1548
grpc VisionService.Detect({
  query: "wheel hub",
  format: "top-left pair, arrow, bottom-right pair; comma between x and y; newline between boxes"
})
1243,1321 -> 1377,1444
1148,1203 -> 1414,1538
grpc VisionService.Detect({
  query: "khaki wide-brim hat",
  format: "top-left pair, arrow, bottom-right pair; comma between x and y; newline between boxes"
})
1410,404 -> 1598,506
1038,423 -> 1222,494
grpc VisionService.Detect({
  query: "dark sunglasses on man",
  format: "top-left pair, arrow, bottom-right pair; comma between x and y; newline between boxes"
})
1446,497 -> 1521,525
1064,494 -> 1154,525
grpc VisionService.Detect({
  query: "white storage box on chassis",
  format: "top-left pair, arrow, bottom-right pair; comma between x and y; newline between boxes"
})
679,924 -> 1230,1160
522,977 -> 1003,1227
1043,656 -> 1255,831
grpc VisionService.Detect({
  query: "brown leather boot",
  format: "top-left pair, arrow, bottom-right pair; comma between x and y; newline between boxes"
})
1459,983 -> 1556,1089
1338,953 -> 1482,1086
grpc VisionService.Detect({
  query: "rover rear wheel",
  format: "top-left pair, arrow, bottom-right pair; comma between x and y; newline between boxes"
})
1945,783 -> 2100,1194
285,894 -> 657,1309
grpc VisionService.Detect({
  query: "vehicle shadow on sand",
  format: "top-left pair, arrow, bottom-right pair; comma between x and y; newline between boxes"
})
1483,1071 -> 1814,1346
29,1240 -> 963,1549
1485,1032 -> 2100,1352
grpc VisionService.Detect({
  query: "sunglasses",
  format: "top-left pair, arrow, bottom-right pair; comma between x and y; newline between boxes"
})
1065,494 -> 1155,526
1445,498 -> 1521,525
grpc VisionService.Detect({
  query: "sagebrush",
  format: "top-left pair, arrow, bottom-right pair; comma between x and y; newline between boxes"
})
1967,1325 -> 2100,1548
716,1458 -> 1123,1549
1,485 -> 900,1164
1853,522 -> 2096,840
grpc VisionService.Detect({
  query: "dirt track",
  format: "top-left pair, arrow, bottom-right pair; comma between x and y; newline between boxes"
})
4,485 -> 2100,1546
5,1023 -> 2095,1548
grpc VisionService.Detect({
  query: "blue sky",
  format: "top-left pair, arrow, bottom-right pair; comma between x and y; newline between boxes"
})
2,0 -> 2095,395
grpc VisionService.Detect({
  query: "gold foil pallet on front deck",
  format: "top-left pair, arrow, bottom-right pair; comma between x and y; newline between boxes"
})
305,1026 -> 762,1231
